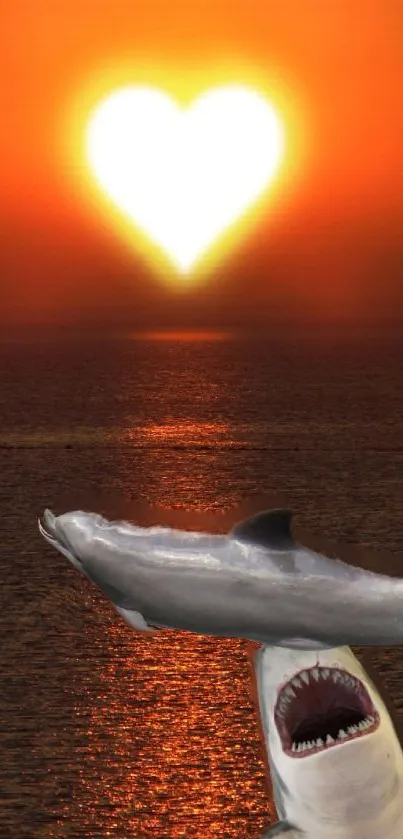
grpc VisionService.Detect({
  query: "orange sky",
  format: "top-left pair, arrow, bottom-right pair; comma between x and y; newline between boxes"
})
1,1 -> 402,328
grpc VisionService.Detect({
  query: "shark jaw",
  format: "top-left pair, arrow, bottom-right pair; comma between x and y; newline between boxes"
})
275,666 -> 380,758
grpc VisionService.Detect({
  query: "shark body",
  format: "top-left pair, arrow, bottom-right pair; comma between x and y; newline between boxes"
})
253,644 -> 403,838
38,506 -> 403,649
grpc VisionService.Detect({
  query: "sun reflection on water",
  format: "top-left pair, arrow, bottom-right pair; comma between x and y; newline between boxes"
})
123,421 -> 231,447
66,614 -> 274,838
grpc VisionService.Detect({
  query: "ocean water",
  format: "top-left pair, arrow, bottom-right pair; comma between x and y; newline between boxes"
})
1,327 -> 403,838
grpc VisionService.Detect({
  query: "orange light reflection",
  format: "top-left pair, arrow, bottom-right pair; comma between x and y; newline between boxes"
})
70,622 -> 274,838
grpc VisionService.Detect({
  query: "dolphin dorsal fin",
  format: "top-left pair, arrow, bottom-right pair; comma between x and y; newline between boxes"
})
230,508 -> 294,550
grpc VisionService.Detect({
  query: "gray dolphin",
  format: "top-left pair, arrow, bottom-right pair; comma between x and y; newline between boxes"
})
38,506 -> 403,649
252,644 -> 403,838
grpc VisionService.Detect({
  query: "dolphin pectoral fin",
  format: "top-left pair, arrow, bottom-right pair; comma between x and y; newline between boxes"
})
278,637 -> 331,650
230,508 -> 295,550
114,606 -> 156,633
262,823 -> 302,837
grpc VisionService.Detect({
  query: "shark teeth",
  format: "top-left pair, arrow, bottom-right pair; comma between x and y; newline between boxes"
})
295,667 -> 360,690
279,667 -> 361,716
275,666 -> 379,758
289,714 -> 376,755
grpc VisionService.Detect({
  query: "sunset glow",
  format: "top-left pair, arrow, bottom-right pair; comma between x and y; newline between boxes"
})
85,85 -> 285,277
2,1 -> 402,325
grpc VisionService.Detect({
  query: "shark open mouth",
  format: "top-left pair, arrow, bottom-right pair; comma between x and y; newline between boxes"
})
274,666 -> 380,757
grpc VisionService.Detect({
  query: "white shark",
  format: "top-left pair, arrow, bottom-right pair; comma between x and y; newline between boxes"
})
252,644 -> 403,838
38,506 -> 403,648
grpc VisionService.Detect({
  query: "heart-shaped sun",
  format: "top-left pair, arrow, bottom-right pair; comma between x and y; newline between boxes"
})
85,85 -> 284,273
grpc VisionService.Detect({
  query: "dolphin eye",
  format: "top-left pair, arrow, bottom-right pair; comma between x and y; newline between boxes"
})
275,667 -> 379,757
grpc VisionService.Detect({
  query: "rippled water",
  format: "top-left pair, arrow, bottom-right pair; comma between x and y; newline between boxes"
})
1,328 -> 403,837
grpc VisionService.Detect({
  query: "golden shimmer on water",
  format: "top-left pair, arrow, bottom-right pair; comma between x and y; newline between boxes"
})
68,617 -> 275,837
123,422 -> 231,447
36,498 -> 289,837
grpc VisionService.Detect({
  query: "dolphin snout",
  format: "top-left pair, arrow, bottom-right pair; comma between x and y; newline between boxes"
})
43,508 -> 57,535
38,509 -> 83,570
38,508 -> 59,542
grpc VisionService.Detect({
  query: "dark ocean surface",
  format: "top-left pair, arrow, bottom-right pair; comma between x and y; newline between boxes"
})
1,327 -> 403,838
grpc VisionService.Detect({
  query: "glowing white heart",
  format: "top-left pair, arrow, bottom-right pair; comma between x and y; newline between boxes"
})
86,85 -> 284,272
